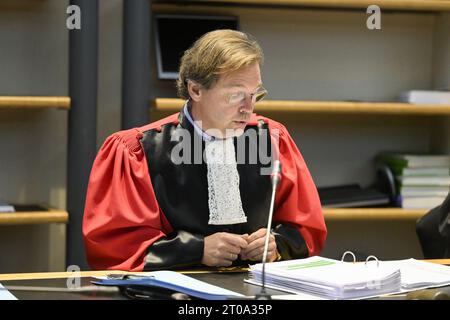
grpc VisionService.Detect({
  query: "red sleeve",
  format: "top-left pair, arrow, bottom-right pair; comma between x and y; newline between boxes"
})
82,129 -> 172,271
269,121 -> 327,256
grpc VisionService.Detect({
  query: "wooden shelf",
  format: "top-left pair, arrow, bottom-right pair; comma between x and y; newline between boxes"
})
152,98 -> 450,116
156,0 -> 450,11
323,208 -> 427,220
0,96 -> 70,110
0,209 -> 69,225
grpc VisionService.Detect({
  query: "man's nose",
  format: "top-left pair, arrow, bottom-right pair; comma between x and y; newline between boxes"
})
241,96 -> 254,112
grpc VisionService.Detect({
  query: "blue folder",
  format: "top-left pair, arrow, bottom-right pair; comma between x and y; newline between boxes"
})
91,270 -> 243,300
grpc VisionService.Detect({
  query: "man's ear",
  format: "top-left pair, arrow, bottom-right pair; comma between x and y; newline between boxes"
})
187,80 -> 202,102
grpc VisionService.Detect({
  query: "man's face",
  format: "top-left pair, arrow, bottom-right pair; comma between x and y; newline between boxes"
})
193,62 -> 264,138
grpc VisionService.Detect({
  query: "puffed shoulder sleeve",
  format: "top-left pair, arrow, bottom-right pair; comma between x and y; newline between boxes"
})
82,129 -> 170,271
269,122 -> 327,258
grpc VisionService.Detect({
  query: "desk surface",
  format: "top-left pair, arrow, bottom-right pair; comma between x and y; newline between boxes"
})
1,259 -> 450,300
1,259 -> 448,282
1,272 -> 287,300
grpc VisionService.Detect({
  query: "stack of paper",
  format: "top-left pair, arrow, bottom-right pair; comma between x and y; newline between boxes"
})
0,202 -> 14,213
383,258 -> 450,291
376,153 -> 450,209
247,256 -> 402,299
399,90 -> 450,105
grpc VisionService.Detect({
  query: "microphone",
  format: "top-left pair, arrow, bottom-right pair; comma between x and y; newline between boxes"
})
255,160 -> 282,300
270,160 -> 282,188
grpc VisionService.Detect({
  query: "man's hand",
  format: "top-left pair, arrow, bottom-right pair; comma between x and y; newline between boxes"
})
201,232 -> 248,267
240,228 -> 278,262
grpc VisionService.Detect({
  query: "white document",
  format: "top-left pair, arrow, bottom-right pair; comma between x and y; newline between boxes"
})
0,283 -> 18,300
383,259 -> 450,290
400,90 -> 450,105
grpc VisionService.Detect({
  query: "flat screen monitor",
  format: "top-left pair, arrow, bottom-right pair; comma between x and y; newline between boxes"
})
154,14 -> 240,80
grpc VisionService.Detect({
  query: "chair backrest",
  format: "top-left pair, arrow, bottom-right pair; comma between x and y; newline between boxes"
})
416,192 -> 450,259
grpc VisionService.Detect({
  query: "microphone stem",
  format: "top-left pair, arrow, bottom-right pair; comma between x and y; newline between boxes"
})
261,183 -> 277,294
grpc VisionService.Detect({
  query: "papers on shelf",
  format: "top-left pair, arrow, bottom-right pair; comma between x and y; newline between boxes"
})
0,202 -> 15,213
92,270 -> 244,300
247,256 -> 450,300
399,90 -> 450,105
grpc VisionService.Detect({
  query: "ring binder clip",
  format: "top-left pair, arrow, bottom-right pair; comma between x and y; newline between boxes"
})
341,251 -> 356,263
365,255 -> 380,268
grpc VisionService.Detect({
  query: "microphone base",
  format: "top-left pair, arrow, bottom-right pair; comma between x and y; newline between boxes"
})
254,292 -> 272,300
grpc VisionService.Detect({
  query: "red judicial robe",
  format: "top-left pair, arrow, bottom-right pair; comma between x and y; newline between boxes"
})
83,110 -> 327,271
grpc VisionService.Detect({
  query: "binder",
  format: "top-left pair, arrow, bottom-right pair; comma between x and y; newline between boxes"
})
246,251 -> 450,300
246,252 -> 401,299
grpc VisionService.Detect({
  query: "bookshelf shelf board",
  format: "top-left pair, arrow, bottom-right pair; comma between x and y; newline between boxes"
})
154,0 -> 450,11
323,208 -> 428,220
0,96 -> 70,110
0,209 -> 69,225
152,98 -> 450,116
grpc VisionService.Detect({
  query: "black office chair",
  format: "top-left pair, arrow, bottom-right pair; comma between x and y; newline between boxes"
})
416,192 -> 450,259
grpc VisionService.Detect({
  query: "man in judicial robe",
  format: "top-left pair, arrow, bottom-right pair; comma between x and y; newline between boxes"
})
416,192 -> 450,258
83,30 -> 327,271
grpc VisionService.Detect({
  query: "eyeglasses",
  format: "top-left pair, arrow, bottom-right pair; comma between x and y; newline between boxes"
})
225,87 -> 268,105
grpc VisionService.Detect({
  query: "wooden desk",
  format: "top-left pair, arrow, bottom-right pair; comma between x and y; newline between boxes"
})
0,269 -> 281,300
424,259 -> 450,265
0,260 -> 448,300
0,259 -> 448,282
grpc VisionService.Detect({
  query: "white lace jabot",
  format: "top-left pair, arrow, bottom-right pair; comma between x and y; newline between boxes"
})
204,138 -> 247,225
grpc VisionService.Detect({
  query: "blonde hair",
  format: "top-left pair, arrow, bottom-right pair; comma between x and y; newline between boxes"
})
176,29 -> 264,99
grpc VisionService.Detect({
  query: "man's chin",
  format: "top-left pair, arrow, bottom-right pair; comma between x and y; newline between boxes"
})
231,128 -> 245,137
224,125 -> 246,138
